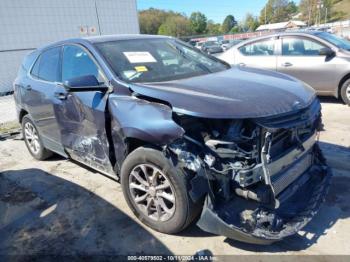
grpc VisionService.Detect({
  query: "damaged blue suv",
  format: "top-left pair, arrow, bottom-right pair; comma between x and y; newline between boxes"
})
14,35 -> 331,244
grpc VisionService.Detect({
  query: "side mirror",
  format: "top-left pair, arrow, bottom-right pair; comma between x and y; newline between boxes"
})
63,75 -> 108,92
319,47 -> 335,57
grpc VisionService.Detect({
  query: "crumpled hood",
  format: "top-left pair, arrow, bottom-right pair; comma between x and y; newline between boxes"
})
129,66 -> 316,118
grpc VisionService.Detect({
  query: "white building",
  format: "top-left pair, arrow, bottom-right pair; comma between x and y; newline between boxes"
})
256,20 -> 306,32
0,0 -> 140,94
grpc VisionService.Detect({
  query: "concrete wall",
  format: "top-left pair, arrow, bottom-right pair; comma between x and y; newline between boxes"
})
0,0 -> 139,94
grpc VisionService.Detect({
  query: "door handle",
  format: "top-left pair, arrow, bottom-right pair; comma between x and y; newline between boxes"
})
54,92 -> 68,100
24,85 -> 32,91
238,63 -> 246,67
282,62 -> 293,67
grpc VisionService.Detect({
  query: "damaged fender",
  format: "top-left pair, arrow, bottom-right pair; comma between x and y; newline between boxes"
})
108,94 -> 184,173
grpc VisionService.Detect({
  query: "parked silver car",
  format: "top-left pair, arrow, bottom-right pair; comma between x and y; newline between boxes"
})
218,31 -> 350,105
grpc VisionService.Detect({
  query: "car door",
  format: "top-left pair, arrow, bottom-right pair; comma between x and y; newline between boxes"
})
277,36 -> 336,93
25,46 -> 65,153
234,37 -> 277,70
55,44 -> 115,176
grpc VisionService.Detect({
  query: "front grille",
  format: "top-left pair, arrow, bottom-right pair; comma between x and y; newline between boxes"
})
255,99 -> 321,129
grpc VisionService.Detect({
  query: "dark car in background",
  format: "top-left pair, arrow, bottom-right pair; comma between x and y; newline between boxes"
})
219,31 -> 350,105
201,41 -> 223,54
14,34 -> 331,244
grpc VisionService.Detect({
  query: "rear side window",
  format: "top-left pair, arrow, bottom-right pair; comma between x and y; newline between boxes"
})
31,47 -> 61,82
18,51 -> 37,76
239,39 -> 275,56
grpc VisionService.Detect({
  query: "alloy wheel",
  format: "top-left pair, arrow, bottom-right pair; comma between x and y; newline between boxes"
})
24,122 -> 41,155
347,83 -> 350,101
129,164 -> 176,222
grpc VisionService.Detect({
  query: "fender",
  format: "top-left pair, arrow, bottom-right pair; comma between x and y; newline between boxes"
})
108,94 -> 185,173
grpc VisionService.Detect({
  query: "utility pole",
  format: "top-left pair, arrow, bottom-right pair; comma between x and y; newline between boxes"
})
316,0 -> 323,26
307,0 -> 312,27
265,6 -> 267,24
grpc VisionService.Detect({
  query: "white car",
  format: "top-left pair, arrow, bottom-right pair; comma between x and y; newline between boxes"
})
218,31 -> 350,105
195,41 -> 204,49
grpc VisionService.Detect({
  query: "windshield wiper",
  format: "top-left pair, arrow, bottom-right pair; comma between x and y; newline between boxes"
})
128,71 -> 144,81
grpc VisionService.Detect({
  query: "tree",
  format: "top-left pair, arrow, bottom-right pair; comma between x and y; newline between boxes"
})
221,15 -> 237,33
229,26 -> 242,33
286,1 -> 298,15
299,0 -> 334,25
259,0 -> 295,24
206,20 -> 222,35
190,12 -> 207,34
158,15 -> 193,37
138,8 -> 169,34
241,13 -> 260,32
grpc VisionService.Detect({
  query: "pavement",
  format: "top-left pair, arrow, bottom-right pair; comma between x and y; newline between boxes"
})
0,98 -> 350,258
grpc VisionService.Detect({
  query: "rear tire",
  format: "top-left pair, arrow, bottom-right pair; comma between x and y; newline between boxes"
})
121,146 -> 202,234
22,115 -> 53,160
340,79 -> 350,105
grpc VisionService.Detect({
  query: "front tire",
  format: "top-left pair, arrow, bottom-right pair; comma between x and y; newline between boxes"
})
121,147 -> 201,234
22,115 -> 53,160
340,78 -> 350,105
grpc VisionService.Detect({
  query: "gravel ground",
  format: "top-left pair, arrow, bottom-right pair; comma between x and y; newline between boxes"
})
0,98 -> 349,259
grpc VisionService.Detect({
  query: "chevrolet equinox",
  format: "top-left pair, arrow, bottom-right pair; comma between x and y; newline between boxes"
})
14,35 -> 331,244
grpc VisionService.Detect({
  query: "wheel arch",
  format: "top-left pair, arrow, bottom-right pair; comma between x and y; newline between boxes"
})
338,72 -> 350,98
18,109 -> 28,123
112,134 -> 164,178
126,137 -> 162,155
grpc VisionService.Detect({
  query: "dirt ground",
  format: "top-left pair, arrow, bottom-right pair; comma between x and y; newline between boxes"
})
0,98 -> 350,259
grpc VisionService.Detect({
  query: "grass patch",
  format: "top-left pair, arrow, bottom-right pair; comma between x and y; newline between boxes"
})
0,121 -> 20,134
333,0 -> 350,20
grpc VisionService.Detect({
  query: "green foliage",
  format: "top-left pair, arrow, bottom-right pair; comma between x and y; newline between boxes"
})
259,0 -> 297,24
206,20 -> 222,35
229,26 -> 241,33
158,15 -> 193,37
139,8 -> 170,34
222,15 -> 238,33
190,12 -> 208,34
286,1 -> 299,14
241,13 -> 260,32
299,0 -> 336,25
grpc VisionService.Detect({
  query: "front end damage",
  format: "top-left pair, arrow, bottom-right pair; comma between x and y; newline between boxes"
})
166,99 -> 332,244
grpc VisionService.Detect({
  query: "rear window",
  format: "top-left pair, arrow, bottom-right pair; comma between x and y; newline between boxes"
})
18,51 -> 37,76
239,39 -> 275,56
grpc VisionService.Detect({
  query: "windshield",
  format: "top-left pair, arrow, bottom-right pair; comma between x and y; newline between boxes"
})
95,38 -> 229,83
317,32 -> 350,51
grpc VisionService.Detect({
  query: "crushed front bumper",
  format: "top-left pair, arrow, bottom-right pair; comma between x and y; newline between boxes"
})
196,151 -> 332,245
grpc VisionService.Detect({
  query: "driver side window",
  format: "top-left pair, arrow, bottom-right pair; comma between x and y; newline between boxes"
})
62,45 -> 105,83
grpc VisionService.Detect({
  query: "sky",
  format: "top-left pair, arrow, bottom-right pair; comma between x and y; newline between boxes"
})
137,0 -> 301,23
